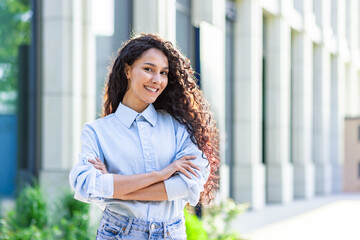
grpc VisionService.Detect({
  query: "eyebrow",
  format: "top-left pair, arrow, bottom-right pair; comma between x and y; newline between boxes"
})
143,62 -> 169,69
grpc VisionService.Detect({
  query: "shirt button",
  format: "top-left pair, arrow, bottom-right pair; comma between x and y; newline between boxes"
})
151,224 -> 155,230
139,125 -> 144,129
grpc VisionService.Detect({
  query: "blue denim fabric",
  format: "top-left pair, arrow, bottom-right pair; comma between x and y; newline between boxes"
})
96,208 -> 187,240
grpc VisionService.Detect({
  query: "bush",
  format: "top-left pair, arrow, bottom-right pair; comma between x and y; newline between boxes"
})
6,184 -> 47,230
185,199 -> 248,240
202,198 -> 249,240
0,184 -> 55,240
55,191 -> 93,240
0,185 -> 93,240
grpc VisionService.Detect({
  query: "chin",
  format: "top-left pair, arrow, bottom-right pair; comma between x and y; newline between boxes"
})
145,97 -> 159,104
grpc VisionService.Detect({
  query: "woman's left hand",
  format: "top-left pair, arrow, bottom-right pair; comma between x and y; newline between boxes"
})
88,157 -> 109,174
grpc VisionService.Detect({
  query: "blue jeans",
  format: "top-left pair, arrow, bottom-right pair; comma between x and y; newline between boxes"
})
96,208 -> 187,240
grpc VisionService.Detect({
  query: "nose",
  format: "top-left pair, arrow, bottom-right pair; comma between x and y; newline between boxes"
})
152,73 -> 161,84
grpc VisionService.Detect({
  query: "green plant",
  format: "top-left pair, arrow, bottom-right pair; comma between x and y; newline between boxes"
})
0,219 -> 10,240
184,209 -> 208,240
0,185 -> 95,240
0,184 -> 55,240
55,191 -> 93,240
5,184 -> 47,231
202,198 -> 249,240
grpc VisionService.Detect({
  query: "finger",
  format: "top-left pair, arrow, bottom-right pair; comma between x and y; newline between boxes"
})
93,165 -> 103,170
188,162 -> 201,171
95,157 -> 101,162
91,163 -> 103,169
179,169 -> 192,179
178,156 -> 195,161
183,164 -> 199,177
181,160 -> 201,171
88,159 -> 95,163
186,166 -> 199,178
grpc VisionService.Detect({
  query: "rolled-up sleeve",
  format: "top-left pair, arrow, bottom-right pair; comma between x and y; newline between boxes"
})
69,124 -> 114,203
164,122 -> 210,206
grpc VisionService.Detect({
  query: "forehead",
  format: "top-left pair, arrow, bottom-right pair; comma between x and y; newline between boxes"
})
134,48 -> 168,67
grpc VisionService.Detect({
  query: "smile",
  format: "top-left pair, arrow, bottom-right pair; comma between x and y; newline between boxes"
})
144,86 -> 158,93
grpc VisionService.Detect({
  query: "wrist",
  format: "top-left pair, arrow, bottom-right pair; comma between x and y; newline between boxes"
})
153,170 -> 165,181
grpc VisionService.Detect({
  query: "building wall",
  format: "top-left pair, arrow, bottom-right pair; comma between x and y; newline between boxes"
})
344,118 -> 360,192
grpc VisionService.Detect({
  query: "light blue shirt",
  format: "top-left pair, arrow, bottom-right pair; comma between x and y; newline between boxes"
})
69,103 -> 209,221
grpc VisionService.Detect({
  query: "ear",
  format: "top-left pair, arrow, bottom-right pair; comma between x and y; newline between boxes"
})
124,64 -> 131,79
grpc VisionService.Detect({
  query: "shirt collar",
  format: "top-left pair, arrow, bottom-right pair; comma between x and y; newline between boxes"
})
141,104 -> 157,127
115,103 -> 157,128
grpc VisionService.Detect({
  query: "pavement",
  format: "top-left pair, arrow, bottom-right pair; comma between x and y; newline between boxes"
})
232,193 -> 360,240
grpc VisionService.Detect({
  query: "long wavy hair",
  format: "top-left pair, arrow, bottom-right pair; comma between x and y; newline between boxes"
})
102,33 -> 219,204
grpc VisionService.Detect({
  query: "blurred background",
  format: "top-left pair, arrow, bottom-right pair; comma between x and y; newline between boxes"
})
1,0 -> 360,239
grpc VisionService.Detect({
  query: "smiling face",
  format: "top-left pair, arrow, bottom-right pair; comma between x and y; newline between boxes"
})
122,48 -> 169,113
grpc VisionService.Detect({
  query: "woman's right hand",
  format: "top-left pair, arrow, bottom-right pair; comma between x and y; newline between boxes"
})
158,155 -> 201,180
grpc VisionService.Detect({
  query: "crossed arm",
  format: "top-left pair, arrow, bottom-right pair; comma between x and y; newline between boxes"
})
88,155 -> 200,201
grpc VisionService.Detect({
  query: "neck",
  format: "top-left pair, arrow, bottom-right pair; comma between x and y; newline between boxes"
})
122,98 -> 148,113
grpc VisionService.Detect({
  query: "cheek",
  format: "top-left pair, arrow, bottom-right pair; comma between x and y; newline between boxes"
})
163,78 -> 168,88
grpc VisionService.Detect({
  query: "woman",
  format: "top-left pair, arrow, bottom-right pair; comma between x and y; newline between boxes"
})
69,33 -> 219,239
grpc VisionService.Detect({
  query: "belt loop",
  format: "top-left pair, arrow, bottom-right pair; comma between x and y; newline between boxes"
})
163,221 -> 168,238
124,218 -> 133,235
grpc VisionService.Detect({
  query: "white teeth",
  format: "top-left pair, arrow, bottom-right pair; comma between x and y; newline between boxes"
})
145,86 -> 158,92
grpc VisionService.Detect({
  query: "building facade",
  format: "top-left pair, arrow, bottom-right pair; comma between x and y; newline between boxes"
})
344,117 -> 360,192
1,0 -> 360,212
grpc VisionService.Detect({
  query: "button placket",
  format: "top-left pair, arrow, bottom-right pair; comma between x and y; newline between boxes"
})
138,120 -> 157,173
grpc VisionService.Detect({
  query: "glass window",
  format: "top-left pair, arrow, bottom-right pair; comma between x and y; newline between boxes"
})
176,0 -> 192,59
0,0 -> 33,197
95,0 -> 133,116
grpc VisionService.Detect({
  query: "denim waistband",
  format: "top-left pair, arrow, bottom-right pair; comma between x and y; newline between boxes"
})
103,207 -> 184,237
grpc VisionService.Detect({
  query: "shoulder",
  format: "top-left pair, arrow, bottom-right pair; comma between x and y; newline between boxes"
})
156,110 -> 186,132
82,113 -> 116,131
156,110 -> 190,144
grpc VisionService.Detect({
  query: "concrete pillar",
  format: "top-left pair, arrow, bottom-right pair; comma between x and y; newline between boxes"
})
330,56 -> 345,193
192,0 -> 228,200
347,66 -> 360,116
349,0 -> 358,51
233,0 -> 265,210
192,0 -> 225,30
41,0 -> 95,199
330,0 -> 348,194
313,44 -> 332,195
344,62 -> 359,117
347,0 -> 360,116
264,16 -> 293,204
291,30 -> 315,199
133,0 -> 176,43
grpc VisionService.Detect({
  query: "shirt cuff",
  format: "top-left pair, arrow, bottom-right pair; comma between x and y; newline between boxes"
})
164,175 -> 190,201
94,173 -> 114,198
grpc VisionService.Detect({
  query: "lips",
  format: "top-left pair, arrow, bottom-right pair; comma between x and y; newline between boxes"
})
144,86 -> 159,93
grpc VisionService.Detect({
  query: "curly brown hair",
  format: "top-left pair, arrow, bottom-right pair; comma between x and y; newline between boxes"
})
102,33 -> 220,204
